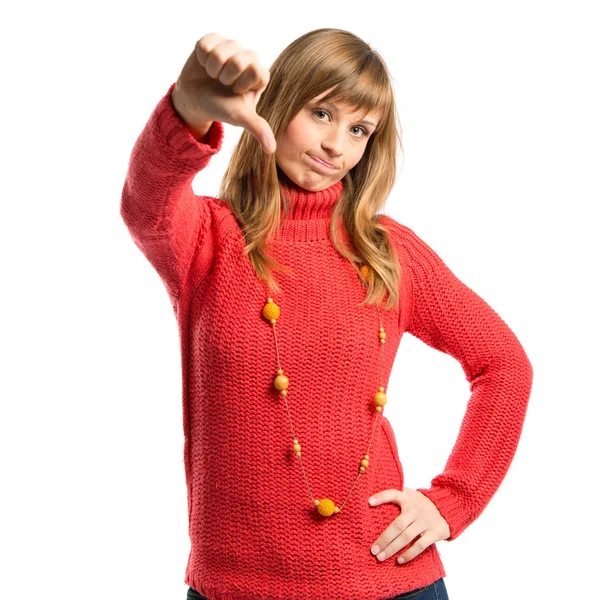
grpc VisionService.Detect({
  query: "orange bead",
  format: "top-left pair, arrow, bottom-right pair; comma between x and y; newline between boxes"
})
316,498 -> 336,517
274,374 -> 289,390
262,299 -> 280,321
373,391 -> 387,407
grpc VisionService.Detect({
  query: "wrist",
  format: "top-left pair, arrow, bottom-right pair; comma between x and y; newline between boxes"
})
171,87 -> 213,140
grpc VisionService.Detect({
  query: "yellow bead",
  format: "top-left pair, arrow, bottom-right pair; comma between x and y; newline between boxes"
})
376,406 -> 382,412
379,332 -> 386,340
373,391 -> 387,407
263,300 -> 280,321
360,265 -> 370,280
361,458 -> 369,468
316,498 -> 336,516
293,443 -> 301,453
359,466 -> 365,473
274,374 -> 289,390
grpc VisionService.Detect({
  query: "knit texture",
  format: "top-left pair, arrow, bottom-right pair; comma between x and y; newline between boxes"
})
120,82 -> 534,600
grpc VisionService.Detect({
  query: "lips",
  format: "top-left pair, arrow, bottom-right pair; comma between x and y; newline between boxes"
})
309,154 -> 337,170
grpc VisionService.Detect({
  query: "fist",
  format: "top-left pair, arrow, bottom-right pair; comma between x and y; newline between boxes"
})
172,32 -> 276,153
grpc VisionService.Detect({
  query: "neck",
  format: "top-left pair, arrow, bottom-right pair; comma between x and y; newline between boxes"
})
279,175 -> 344,219
275,176 -> 344,243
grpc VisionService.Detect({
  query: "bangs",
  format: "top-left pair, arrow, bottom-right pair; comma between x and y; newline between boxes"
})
316,70 -> 391,131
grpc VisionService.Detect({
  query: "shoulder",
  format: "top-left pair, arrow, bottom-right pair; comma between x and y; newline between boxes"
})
376,214 -> 445,273
201,194 -> 245,245
376,213 -> 418,246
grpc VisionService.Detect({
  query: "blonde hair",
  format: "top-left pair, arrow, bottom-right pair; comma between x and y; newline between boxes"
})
218,28 -> 404,310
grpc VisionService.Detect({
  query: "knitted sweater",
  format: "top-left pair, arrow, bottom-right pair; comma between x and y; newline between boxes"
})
120,82 -> 534,600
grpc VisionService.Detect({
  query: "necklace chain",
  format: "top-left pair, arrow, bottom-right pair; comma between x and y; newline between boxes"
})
261,264 -> 388,517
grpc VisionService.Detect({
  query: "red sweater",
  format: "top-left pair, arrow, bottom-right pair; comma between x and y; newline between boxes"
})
120,82 -> 533,600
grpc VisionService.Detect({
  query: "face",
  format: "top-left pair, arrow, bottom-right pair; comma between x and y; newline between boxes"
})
275,87 -> 381,191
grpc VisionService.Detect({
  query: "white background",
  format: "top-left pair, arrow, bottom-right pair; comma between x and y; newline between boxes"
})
1,1 -> 598,598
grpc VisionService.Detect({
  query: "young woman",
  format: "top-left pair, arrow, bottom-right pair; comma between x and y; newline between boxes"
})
120,29 -> 533,600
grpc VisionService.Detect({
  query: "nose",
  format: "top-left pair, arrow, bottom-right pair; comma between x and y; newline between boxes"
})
320,131 -> 344,161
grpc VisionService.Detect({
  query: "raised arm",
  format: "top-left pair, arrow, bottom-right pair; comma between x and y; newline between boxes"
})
120,82 -> 224,305
399,224 -> 534,541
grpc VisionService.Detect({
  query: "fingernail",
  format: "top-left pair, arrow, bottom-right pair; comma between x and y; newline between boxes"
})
368,497 -> 376,505
371,545 -> 380,555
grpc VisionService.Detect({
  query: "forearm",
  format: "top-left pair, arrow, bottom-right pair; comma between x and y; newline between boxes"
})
120,82 -> 224,302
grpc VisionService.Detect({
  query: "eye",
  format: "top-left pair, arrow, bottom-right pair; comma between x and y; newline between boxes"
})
313,109 -> 369,138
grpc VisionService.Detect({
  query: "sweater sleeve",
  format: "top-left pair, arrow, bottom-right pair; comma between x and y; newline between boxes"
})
401,225 -> 534,542
120,81 -> 225,305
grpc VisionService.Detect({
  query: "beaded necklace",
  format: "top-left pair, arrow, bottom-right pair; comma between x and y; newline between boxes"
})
261,264 -> 388,517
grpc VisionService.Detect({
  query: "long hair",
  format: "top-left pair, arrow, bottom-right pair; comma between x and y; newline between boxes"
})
218,28 -> 404,310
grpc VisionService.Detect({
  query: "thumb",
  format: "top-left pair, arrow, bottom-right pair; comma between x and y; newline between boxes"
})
243,112 -> 277,154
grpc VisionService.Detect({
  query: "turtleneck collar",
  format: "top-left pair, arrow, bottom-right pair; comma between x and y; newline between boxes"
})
275,177 -> 344,243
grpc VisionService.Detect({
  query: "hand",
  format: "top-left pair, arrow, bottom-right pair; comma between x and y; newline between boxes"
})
172,32 -> 276,153
368,487 -> 451,565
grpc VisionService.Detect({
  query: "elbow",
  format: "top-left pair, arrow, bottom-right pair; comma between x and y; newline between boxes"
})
501,331 -> 534,392
512,336 -> 534,392
469,341 -> 534,398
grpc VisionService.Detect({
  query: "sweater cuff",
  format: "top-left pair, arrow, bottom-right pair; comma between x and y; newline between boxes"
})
416,485 -> 472,542
152,82 -> 225,161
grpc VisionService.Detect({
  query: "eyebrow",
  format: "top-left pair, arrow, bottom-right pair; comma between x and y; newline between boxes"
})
309,100 -> 378,128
